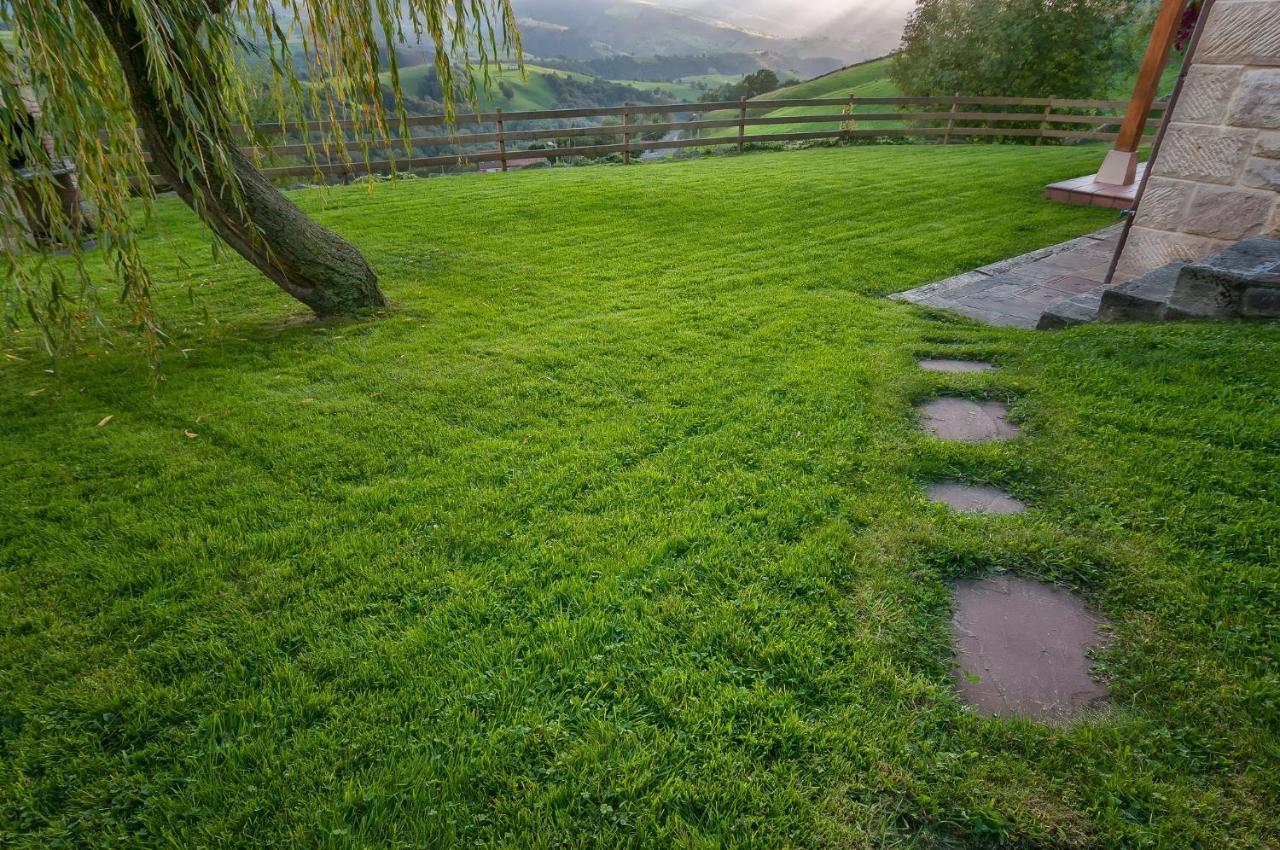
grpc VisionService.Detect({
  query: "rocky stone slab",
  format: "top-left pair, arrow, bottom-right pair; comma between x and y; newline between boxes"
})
927,482 -> 1026,514
918,359 -> 996,373
917,398 -> 1019,442
1037,288 -> 1103,329
1096,262 -> 1184,323
1169,236 -> 1280,317
951,575 -> 1108,721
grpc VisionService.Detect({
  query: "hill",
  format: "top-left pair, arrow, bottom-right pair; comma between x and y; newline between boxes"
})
743,56 -> 903,134
379,62 -> 665,114
700,56 -> 902,140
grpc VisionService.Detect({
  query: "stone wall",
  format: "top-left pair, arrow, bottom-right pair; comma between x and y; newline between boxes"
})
1116,0 -> 1280,280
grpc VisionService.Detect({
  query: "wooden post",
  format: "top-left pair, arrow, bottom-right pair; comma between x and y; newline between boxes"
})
942,92 -> 960,145
622,103 -> 631,165
1036,97 -> 1054,146
495,107 -> 507,172
737,97 -> 747,153
1097,0 -> 1184,184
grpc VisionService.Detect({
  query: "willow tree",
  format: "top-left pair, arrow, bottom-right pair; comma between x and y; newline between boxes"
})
0,0 -> 519,354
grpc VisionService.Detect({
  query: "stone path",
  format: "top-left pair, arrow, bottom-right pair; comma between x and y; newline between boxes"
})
926,482 -> 1026,514
912,358 -> 1108,722
916,398 -> 1019,442
892,224 -> 1123,329
918,359 -> 996,373
951,576 -> 1108,721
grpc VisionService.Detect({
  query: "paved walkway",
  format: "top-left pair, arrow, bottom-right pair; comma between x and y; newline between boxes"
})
911,357 -> 1110,722
891,224 -> 1122,329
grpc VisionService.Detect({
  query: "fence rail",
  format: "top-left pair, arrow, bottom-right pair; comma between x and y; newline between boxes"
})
155,95 -> 1171,181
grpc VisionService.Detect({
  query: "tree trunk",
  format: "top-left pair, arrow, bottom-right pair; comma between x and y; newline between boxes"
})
84,0 -> 388,317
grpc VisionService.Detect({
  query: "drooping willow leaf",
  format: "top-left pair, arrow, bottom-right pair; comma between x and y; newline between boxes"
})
0,0 -> 520,359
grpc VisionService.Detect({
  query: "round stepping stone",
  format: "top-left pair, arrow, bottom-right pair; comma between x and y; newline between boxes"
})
927,482 -> 1026,514
918,359 -> 995,373
917,398 -> 1020,442
951,575 -> 1108,721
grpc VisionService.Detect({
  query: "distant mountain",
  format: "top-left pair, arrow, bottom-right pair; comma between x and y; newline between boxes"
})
660,0 -> 915,46
513,0 -> 777,59
510,0 -> 908,67
536,51 -> 837,83
255,0 -> 910,85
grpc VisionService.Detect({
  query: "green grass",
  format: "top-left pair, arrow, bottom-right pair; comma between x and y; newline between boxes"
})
2,145 -> 1279,848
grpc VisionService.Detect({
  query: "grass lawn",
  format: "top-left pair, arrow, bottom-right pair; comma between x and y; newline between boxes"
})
2,145 -> 1278,847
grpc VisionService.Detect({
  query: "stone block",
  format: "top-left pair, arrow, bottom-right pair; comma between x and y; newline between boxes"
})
1097,263 -> 1182,322
1242,156 -> 1280,190
1198,0 -> 1280,66
1182,185 -> 1274,239
1036,289 -> 1102,329
1169,272 -> 1244,316
1226,68 -> 1280,129
1174,64 -> 1242,124
1171,237 -> 1280,316
1152,123 -> 1257,184
1255,131 -> 1280,159
1115,226 -> 1225,279
1188,235 -> 1280,282
1242,285 -> 1280,316
1134,177 -> 1194,230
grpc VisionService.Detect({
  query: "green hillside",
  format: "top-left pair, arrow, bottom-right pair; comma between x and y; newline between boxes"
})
379,62 -> 666,114
700,52 -> 1179,142
609,78 -> 705,103
762,57 -> 898,100
379,63 -> 808,116
702,56 -> 903,140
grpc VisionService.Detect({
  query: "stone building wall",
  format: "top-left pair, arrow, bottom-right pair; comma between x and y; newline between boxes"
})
1116,0 -> 1280,280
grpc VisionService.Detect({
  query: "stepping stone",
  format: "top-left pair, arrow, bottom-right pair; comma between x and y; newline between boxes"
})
918,359 -> 995,373
927,482 -> 1026,514
916,398 -> 1019,442
951,576 -> 1108,721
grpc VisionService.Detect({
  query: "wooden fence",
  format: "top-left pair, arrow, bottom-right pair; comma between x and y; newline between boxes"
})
206,95 -> 1170,180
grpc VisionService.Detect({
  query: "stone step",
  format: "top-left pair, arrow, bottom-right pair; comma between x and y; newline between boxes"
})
1095,262 -> 1183,323
1036,288 -> 1103,329
1168,236 -> 1280,320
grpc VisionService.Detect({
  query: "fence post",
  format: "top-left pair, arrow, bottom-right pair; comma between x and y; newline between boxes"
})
1036,97 -> 1053,146
496,107 -> 507,172
737,97 -> 747,153
622,102 -> 631,165
943,92 -> 960,145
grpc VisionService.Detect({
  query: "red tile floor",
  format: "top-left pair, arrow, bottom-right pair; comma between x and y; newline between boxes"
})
1043,163 -> 1146,211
